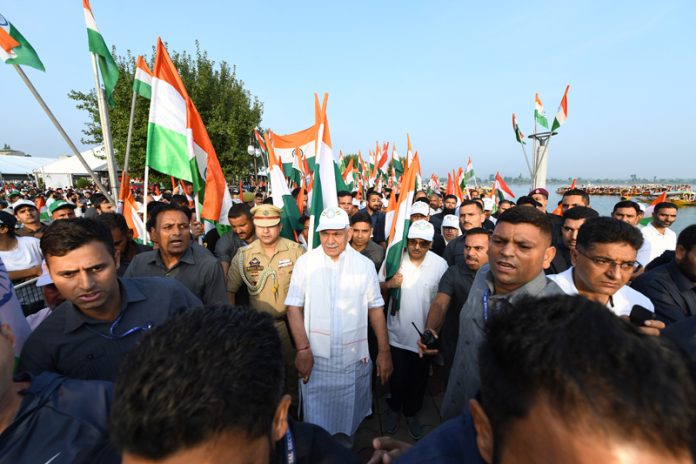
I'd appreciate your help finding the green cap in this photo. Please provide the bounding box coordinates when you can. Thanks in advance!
[48,200,77,214]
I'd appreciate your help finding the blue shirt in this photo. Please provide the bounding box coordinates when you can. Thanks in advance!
[19,277,201,381]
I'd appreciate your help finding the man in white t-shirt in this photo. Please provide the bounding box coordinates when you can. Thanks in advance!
[0,211,42,283]
[639,201,678,265]
[549,217,664,336]
[380,220,448,439]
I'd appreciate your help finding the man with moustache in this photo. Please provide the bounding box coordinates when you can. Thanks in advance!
[441,207,562,420]
[640,202,679,265]
[430,194,458,231]
[125,204,227,305]
[418,228,491,382]
[442,200,486,266]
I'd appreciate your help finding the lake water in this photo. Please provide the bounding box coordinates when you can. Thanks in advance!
[508,183,696,235]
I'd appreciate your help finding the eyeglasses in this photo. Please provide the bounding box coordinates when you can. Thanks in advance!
[576,248,641,272]
[407,239,431,249]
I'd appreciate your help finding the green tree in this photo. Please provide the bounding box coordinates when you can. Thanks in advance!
[68,41,263,181]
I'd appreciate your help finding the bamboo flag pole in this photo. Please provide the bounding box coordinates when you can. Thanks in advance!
[89,54,120,202]
[122,90,137,186]
[12,64,113,202]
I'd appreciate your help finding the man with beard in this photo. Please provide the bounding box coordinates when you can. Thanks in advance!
[430,194,457,231]
[441,207,562,420]
[349,212,385,272]
[640,202,678,266]
[215,204,257,278]
[546,206,598,275]
[429,193,443,215]
[362,190,386,247]
[418,228,490,382]
[442,200,485,266]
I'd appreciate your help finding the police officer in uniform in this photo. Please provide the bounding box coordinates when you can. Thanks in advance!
[227,204,305,408]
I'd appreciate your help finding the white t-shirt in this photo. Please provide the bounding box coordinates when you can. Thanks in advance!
[640,223,677,265]
[0,237,42,272]
[384,251,448,353]
[548,267,654,317]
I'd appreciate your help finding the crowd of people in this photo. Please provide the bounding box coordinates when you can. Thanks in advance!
[0,181,695,463]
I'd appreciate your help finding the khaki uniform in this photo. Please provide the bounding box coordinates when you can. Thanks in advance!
[227,237,305,405]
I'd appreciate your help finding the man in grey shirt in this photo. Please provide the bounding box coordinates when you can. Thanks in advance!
[125,204,227,305]
[441,207,563,420]
[19,218,201,381]
[350,212,385,272]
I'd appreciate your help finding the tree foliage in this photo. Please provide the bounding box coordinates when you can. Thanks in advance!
[68,42,263,180]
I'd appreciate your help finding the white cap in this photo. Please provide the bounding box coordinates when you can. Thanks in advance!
[316,206,350,231]
[442,214,459,229]
[408,220,435,241]
[13,199,37,212]
[410,201,430,217]
[482,197,495,211]
[36,261,53,287]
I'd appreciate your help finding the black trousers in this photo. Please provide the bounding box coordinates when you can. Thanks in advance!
[387,345,430,417]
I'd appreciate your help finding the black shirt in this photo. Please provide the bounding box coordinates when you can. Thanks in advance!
[442,234,467,267]
[631,261,696,324]
[19,277,202,381]
[547,243,572,275]
[437,263,477,369]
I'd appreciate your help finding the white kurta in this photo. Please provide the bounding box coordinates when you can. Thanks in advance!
[285,246,384,436]
[640,223,677,264]
[383,251,448,353]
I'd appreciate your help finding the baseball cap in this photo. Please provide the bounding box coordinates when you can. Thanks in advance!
[0,211,17,229]
[12,199,37,213]
[316,206,350,232]
[442,214,459,229]
[529,188,549,198]
[251,204,281,227]
[408,220,435,242]
[48,200,77,215]
[410,201,430,217]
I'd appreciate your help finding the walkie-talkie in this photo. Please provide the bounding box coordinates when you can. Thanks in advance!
[412,322,440,350]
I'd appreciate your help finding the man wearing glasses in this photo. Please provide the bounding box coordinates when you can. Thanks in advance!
[548,217,664,335]
[19,218,201,381]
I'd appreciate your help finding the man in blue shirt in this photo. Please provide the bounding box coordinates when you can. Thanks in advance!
[19,218,201,381]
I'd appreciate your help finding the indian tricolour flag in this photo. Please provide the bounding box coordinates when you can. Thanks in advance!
[639,191,668,226]
[494,172,516,202]
[133,55,152,99]
[269,126,318,179]
[118,173,146,240]
[0,13,44,71]
[551,85,570,131]
[83,0,119,106]
[465,157,475,184]
[379,157,417,312]
[342,157,355,189]
[147,38,232,225]
[512,113,526,144]
[534,93,549,129]
[307,93,347,249]
[265,132,304,241]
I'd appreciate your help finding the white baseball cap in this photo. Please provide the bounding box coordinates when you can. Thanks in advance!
[410,201,430,217]
[12,199,37,212]
[482,197,495,211]
[408,220,435,242]
[316,206,350,232]
[442,214,459,229]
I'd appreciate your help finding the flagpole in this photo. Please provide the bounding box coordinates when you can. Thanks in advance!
[123,90,138,182]
[143,164,150,243]
[89,54,120,202]
[519,143,534,178]
[12,64,114,203]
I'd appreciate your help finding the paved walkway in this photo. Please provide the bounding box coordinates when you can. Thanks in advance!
[353,365,449,462]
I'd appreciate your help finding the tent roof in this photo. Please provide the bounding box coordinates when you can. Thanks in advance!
[37,146,108,174]
[0,155,59,176]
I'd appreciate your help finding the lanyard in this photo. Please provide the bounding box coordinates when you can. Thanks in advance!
[85,311,153,340]
[285,428,296,464]
[482,288,491,321]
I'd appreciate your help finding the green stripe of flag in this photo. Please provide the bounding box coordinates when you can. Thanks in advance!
[146,123,197,182]
[87,28,119,106]
[4,24,44,71]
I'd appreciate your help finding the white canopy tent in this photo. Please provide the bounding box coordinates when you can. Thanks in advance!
[0,155,57,182]
[35,146,109,189]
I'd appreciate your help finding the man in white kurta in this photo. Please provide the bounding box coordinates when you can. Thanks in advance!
[285,206,392,442]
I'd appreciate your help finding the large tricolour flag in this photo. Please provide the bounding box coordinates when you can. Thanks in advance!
[379,157,417,312]
[133,55,152,99]
[0,13,44,71]
[494,172,516,202]
[307,93,346,249]
[265,132,304,240]
[551,85,570,131]
[83,0,119,106]
[269,125,318,179]
[147,38,232,225]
